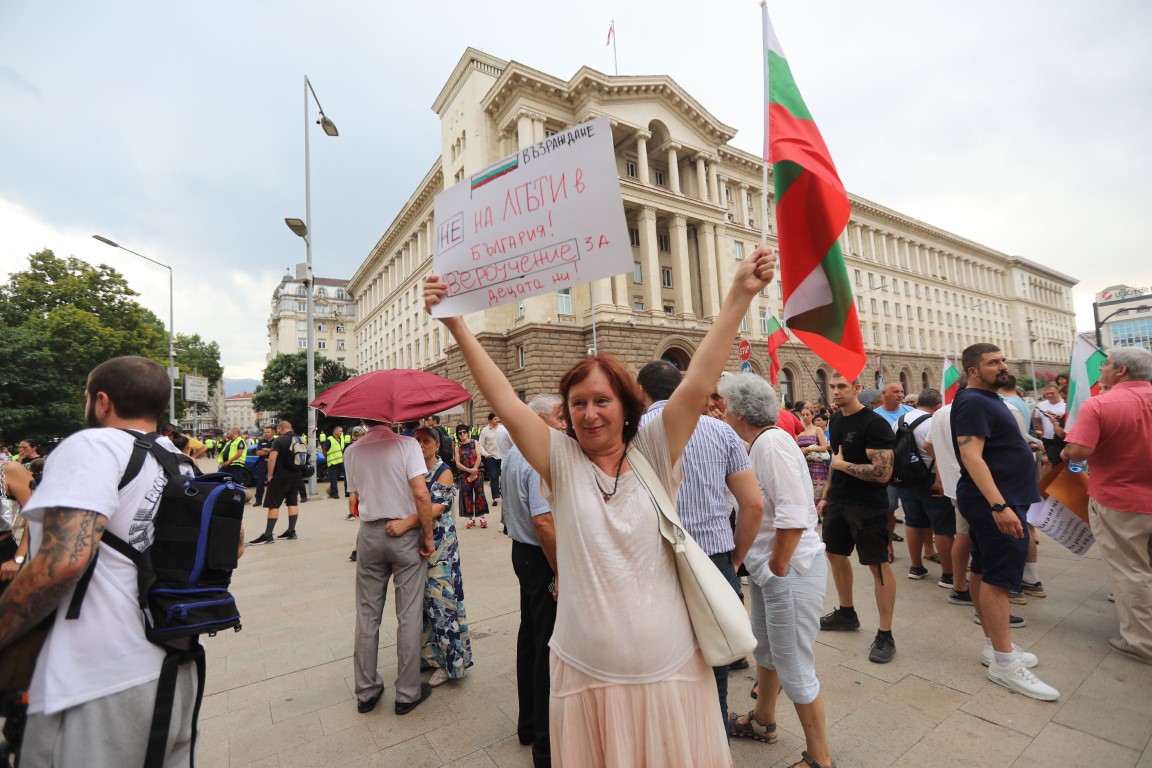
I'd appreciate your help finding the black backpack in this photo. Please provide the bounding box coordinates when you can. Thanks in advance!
[890,413,934,487]
[66,431,246,768]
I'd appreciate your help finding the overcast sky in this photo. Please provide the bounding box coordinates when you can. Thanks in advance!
[2,0,1149,379]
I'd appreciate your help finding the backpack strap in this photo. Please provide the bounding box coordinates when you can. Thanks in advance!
[143,641,206,768]
[66,431,195,620]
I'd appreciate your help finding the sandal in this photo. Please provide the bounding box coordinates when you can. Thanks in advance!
[466,519,475,529]
[480,517,488,529]
[728,711,777,743]
[751,682,759,699]
[794,750,836,768]
[925,553,941,564]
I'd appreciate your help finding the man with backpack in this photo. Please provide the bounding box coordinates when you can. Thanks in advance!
[249,421,304,545]
[891,389,955,588]
[0,356,200,766]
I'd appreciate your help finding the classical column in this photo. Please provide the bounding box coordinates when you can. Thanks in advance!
[666,143,681,194]
[670,215,692,316]
[638,207,661,312]
[636,131,651,185]
[708,159,720,205]
[698,222,722,318]
[516,111,534,149]
[695,154,708,201]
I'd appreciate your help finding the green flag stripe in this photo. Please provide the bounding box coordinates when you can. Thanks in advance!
[767,51,813,121]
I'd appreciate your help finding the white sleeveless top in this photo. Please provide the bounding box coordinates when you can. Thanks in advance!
[542,416,697,683]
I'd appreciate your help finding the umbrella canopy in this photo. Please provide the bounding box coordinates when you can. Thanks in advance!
[310,369,471,423]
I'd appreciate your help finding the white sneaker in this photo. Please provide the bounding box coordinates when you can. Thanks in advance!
[987,658,1059,701]
[981,643,1038,669]
[428,668,451,687]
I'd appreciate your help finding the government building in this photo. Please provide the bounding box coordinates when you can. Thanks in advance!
[348,48,1077,419]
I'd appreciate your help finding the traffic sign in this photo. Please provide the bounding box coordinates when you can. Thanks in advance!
[740,361,753,373]
[738,339,751,361]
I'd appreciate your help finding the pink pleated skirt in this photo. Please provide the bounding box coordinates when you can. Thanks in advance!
[549,649,732,768]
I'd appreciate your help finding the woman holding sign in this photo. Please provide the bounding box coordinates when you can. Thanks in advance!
[424,245,774,766]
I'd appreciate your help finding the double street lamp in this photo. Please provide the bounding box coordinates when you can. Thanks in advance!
[92,234,178,424]
[285,75,338,497]
[1093,303,1151,348]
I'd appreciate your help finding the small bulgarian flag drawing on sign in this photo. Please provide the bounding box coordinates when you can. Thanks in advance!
[942,356,962,404]
[471,156,519,193]
[1065,336,1107,429]
[765,314,787,386]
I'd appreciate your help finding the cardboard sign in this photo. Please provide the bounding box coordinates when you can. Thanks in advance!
[431,116,631,316]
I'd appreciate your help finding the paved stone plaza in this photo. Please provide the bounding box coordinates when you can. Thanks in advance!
[196,487,1152,768]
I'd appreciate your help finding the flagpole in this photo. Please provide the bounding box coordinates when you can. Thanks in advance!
[759,1,770,249]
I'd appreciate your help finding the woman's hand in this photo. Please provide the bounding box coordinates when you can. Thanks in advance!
[732,246,777,297]
[0,559,18,582]
[424,274,448,314]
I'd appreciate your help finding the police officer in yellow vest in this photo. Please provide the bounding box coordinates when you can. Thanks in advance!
[218,427,248,484]
[322,426,347,499]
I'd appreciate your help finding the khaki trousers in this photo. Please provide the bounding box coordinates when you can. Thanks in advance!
[1089,498,1152,659]
[353,521,425,704]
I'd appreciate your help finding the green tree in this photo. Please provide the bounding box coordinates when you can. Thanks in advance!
[0,249,185,440]
[252,352,357,433]
[174,333,224,421]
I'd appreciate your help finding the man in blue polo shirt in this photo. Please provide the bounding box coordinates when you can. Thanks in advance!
[951,343,1058,701]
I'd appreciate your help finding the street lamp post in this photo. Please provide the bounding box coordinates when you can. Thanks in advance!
[285,75,338,498]
[1026,317,1038,399]
[1094,304,1151,348]
[92,235,177,425]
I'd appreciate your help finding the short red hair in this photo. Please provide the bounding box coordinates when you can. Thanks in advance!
[558,354,645,445]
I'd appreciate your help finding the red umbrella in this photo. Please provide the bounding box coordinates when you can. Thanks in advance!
[310,369,471,423]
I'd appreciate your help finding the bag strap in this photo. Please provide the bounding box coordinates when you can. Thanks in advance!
[143,641,205,768]
[626,448,687,550]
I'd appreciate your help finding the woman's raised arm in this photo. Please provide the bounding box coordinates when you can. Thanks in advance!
[425,276,552,484]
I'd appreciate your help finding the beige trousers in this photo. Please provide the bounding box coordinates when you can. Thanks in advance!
[1089,498,1152,659]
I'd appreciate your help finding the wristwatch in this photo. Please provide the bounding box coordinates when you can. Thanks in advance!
[990,503,1009,513]
[13,555,25,565]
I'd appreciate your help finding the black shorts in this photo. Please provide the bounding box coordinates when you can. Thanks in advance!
[265,475,300,510]
[822,500,890,566]
[956,495,1028,590]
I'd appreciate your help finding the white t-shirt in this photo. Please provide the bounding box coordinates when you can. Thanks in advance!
[22,428,188,716]
[542,416,697,684]
[1033,400,1066,439]
[743,428,825,587]
[926,405,961,498]
[344,426,426,521]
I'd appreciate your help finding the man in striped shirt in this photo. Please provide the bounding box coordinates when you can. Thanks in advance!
[637,360,764,734]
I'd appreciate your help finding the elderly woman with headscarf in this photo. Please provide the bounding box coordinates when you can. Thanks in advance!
[720,372,835,768]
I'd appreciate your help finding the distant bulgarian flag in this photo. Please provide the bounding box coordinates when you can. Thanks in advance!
[942,356,962,404]
[765,314,787,386]
[1065,336,1107,429]
[762,4,866,381]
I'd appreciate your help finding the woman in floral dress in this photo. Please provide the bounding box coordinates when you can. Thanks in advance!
[454,423,489,528]
[414,426,473,686]
[796,407,831,503]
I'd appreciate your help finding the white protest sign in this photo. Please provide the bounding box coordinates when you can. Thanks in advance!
[1026,496,1095,556]
[431,116,631,316]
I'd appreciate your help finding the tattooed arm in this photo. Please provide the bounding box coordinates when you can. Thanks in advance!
[830,447,893,483]
[0,507,107,649]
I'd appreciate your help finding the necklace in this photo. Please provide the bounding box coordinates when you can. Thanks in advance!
[593,450,629,502]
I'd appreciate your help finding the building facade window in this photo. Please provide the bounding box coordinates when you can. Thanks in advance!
[557,288,573,315]
[626,160,638,178]
[734,241,745,260]
[633,299,645,311]
[297,338,308,349]
[655,169,666,186]
[629,227,640,247]
[634,262,643,282]
[657,233,670,252]
[661,267,673,288]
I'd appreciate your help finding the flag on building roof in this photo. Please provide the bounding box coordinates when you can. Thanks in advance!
[942,356,962,404]
[762,4,866,381]
[606,21,614,46]
[765,314,787,386]
[1065,336,1107,429]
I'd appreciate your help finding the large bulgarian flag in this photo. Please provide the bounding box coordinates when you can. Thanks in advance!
[765,313,787,385]
[762,4,866,381]
[1065,335,1107,429]
[942,356,962,404]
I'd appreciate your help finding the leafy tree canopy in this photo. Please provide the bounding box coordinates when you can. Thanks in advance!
[0,249,221,443]
[252,352,356,434]
[173,333,224,421]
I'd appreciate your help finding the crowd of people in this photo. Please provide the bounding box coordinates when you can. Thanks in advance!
[1,240,1149,767]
